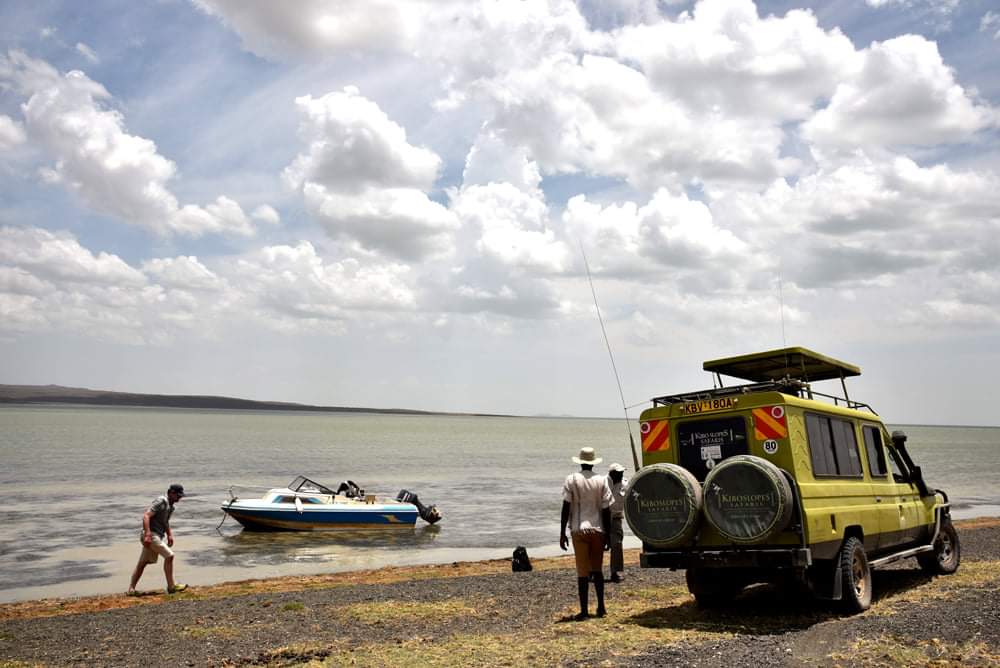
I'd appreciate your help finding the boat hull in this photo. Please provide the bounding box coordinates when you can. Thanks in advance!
[221,503,419,531]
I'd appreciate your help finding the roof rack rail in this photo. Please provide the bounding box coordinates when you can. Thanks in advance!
[651,378,877,414]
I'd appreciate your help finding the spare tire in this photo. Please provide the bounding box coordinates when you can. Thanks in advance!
[624,464,702,547]
[702,455,793,544]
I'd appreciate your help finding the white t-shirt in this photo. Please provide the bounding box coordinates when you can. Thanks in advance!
[563,470,612,533]
[609,478,628,518]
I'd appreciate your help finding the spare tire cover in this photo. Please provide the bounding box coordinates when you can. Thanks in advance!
[623,464,702,547]
[702,455,793,544]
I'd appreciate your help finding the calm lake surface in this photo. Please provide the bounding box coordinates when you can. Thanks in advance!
[1,405,998,602]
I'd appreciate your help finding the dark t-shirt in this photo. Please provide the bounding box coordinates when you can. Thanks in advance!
[146,495,174,537]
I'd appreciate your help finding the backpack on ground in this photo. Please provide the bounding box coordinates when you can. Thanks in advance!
[512,545,532,572]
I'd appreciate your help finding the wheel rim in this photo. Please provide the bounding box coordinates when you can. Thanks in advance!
[852,550,868,598]
[938,533,954,564]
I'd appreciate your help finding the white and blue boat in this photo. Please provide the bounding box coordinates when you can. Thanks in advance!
[221,476,441,531]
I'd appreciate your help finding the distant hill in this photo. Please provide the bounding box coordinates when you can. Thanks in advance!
[0,384,498,417]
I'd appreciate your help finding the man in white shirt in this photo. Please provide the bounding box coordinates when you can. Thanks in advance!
[560,447,612,620]
[607,463,628,583]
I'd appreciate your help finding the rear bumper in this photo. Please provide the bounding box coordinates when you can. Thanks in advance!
[641,547,812,569]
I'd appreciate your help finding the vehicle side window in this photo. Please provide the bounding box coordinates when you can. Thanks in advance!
[862,426,888,477]
[805,413,864,477]
[274,496,293,503]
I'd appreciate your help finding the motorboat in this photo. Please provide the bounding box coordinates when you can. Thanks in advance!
[221,475,441,531]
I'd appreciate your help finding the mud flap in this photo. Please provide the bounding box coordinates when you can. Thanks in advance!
[808,560,843,601]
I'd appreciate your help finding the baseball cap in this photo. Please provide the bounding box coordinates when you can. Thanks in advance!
[609,463,626,472]
[168,483,185,497]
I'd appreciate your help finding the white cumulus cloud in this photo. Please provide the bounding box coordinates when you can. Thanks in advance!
[0,51,256,238]
[802,35,996,148]
[286,87,457,260]
[0,114,27,150]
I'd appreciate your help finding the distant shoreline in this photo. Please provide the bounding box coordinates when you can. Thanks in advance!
[0,383,508,418]
[2,384,997,427]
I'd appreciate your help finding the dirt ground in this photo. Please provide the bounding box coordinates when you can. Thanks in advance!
[1,517,998,667]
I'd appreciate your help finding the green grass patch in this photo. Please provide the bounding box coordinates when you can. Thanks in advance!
[871,560,1000,614]
[182,624,241,640]
[340,599,487,625]
[282,601,306,612]
[835,635,1000,667]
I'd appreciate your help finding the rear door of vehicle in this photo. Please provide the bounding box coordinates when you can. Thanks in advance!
[676,414,749,481]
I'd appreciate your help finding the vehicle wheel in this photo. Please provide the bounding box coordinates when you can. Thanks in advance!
[686,567,745,608]
[702,455,794,544]
[838,537,872,613]
[624,464,702,547]
[917,520,961,575]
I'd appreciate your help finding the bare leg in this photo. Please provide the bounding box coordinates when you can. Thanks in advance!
[593,571,606,617]
[129,558,147,591]
[576,577,589,619]
[164,554,175,589]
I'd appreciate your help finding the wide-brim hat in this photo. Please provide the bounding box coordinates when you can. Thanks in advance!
[572,447,602,465]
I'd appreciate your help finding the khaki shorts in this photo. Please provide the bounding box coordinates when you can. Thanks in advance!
[139,534,174,564]
[571,531,605,577]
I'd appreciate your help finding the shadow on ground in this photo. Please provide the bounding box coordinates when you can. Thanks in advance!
[624,566,937,635]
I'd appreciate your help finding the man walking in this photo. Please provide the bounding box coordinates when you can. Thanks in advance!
[607,463,628,583]
[560,447,612,620]
[127,483,188,595]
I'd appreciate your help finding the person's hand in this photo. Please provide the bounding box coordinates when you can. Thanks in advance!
[167,535,174,548]
[559,532,568,551]
[142,532,152,546]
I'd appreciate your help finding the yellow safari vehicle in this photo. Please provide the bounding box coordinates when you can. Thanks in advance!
[624,347,959,612]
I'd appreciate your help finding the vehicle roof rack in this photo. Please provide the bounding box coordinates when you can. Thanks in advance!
[650,347,875,413]
[703,346,860,383]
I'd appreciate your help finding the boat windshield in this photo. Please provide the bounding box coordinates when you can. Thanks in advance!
[287,476,336,495]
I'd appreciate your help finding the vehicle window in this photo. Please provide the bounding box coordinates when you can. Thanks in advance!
[885,445,910,483]
[274,496,293,503]
[805,413,863,478]
[862,426,888,477]
[676,416,748,481]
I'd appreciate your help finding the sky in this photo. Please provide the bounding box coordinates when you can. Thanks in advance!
[1,0,999,425]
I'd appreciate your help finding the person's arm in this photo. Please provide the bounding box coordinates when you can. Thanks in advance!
[601,507,612,550]
[559,501,571,550]
[142,510,153,545]
[166,525,174,547]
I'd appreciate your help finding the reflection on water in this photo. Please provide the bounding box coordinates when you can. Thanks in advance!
[200,525,443,568]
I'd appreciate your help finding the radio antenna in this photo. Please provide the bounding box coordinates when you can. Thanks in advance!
[580,243,640,470]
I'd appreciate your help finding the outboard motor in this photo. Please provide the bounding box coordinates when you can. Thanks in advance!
[396,489,442,524]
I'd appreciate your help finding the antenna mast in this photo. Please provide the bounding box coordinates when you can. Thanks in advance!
[580,243,640,470]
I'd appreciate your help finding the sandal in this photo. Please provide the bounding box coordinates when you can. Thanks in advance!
[166,583,188,594]
[126,589,139,597]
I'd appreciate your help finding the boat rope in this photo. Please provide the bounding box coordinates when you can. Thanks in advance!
[215,500,233,531]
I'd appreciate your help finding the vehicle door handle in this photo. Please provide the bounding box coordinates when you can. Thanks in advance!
[875,497,882,502]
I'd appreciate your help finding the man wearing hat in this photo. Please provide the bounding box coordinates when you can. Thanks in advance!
[560,447,613,620]
[607,463,628,583]
[127,483,188,595]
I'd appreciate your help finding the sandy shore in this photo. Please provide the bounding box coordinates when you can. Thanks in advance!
[2,517,999,667]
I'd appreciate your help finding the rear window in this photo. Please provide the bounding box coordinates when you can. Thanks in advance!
[677,416,748,480]
[806,413,863,477]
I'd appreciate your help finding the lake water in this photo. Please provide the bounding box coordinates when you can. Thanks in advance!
[1,405,998,603]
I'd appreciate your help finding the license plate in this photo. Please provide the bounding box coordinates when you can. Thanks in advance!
[677,397,739,415]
